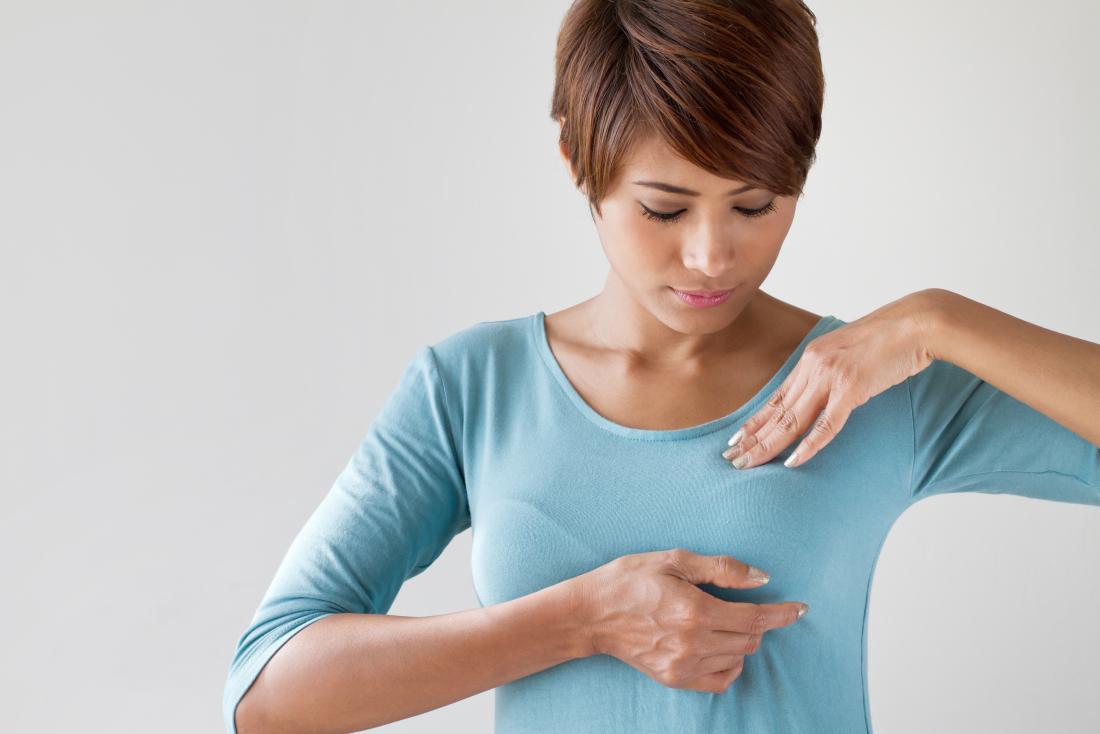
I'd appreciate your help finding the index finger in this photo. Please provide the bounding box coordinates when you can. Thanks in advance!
[703,599,809,635]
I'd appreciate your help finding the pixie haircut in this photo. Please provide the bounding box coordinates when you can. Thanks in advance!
[550,0,824,218]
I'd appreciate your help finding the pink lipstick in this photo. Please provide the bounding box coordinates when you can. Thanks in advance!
[671,287,734,308]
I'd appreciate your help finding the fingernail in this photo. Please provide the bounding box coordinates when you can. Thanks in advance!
[783,450,800,468]
[732,454,750,469]
[727,428,745,447]
[747,566,770,583]
[797,603,809,618]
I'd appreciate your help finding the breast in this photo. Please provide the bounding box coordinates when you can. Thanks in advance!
[467,403,911,613]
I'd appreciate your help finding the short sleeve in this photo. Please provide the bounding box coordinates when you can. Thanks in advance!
[907,358,1100,505]
[221,345,470,734]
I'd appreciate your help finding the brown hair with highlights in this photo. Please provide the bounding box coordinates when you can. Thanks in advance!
[550,0,825,217]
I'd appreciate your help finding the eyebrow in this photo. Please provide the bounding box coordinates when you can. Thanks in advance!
[631,180,757,196]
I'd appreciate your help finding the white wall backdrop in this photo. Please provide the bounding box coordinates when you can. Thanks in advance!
[2,1,1097,732]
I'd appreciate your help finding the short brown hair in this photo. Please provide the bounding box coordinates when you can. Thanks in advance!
[550,0,825,217]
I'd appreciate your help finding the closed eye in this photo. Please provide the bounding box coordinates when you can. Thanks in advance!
[639,200,777,224]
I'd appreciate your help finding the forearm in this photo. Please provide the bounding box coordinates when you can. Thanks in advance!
[921,288,1100,447]
[236,578,590,734]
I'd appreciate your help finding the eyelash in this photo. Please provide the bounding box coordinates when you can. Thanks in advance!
[639,200,777,224]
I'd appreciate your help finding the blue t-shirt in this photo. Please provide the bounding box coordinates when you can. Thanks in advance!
[223,311,1100,733]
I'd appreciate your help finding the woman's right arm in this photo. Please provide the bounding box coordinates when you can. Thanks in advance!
[236,577,588,734]
[238,548,806,733]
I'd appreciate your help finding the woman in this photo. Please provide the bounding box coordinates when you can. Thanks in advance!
[223,1,1100,732]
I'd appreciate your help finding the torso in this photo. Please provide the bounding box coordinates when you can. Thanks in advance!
[542,292,822,431]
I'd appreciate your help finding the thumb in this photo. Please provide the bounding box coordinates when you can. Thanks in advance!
[666,550,771,588]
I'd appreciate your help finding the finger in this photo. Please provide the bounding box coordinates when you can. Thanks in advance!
[725,369,804,450]
[782,392,854,468]
[694,653,745,677]
[706,600,809,634]
[664,549,773,588]
[683,658,745,693]
[699,629,762,657]
[730,378,825,469]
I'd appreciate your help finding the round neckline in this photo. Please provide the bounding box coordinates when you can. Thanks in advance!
[531,310,837,442]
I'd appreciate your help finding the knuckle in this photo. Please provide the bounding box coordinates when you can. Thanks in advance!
[605,554,628,573]
[730,658,746,680]
[665,547,690,566]
[745,633,762,655]
[711,554,736,578]
[668,631,693,657]
[658,663,687,688]
[766,388,785,408]
[812,412,834,436]
[716,662,744,693]
[775,406,799,433]
[751,434,770,456]
[810,345,839,368]
[749,610,769,635]
[802,344,828,367]
[660,550,685,574]
[655,667,678,687]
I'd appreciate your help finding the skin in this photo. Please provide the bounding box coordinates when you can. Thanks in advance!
[548,119,825,433]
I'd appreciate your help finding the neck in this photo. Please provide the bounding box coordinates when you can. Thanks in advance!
[584,271,768,369]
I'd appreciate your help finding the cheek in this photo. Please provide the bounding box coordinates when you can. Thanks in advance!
[734,237,786,288]
[617,238,673,281]
[735,213,794,268]
[602,216,673,275]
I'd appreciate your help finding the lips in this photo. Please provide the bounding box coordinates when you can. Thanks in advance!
[675,288,733,297]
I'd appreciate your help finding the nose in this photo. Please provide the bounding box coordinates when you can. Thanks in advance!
[680,223,734,278]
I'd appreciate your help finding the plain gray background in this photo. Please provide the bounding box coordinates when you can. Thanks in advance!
[2,1,1098,732]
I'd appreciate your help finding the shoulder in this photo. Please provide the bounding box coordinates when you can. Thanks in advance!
[756,298,841,362]
[423,312,538,390]
[751,292,838,340]
[429,312,533,362]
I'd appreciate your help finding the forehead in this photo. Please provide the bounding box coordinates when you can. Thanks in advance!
[620,133,750,189]
[623,134,690,171]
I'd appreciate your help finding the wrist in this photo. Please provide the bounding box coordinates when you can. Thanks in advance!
[561,577,599,660]
[912,287,960,362]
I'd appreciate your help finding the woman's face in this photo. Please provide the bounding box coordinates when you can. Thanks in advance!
[561,130,799,335]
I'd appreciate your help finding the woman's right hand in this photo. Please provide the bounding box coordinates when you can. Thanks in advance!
[569,548,808,693]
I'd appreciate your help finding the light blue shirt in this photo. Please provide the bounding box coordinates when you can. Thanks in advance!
[223,311,1100,733]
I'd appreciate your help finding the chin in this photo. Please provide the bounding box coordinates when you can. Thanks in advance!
[653,303,730,335]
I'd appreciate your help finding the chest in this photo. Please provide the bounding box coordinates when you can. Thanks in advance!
[464,400,911,612]
[550,353,786,432]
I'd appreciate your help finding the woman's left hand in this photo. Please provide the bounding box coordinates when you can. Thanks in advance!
[721,289,949,470]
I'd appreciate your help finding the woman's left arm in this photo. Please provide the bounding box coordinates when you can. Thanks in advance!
[922,288,1100,449]
[723,288,1100,470]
